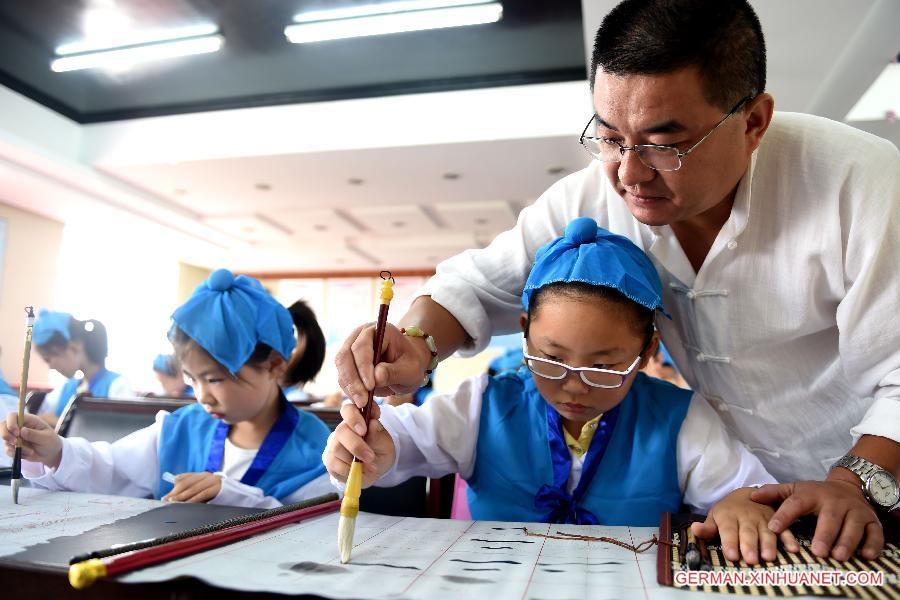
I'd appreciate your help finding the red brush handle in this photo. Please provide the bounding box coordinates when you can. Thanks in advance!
[104,499,340,577]
[360,302,390,425]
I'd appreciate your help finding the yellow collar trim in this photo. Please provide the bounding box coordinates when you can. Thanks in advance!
[563,414,603,456]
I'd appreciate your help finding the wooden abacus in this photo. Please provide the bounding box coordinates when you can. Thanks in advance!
[658,513,899,599]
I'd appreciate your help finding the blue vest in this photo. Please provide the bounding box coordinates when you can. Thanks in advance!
[156,401,329,501]
[466,370,691,526]
[55,369,122,416]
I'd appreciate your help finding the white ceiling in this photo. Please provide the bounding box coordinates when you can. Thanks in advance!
[0,0,897,274]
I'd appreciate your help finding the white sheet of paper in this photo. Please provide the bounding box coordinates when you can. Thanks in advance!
[0,486,160,558]
[122,512,736,599]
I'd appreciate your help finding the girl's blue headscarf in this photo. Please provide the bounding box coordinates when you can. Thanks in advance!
[522,217,668,317]
[153,354,177,376]
[33,309,74,347]
[170,269,296,374]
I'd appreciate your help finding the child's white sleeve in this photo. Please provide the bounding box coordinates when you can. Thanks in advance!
[376,374,489,486]
[107,376,135,399]
[40,385,63,415]
[677,393,776,512]
[212,472,337,509]
[23,410,166,498]
[0,394,16,467]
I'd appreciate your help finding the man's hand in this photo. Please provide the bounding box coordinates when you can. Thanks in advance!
[751,480,884,560]
[162,472,223,503]
[693,487,798,565]
[335,323,431,407]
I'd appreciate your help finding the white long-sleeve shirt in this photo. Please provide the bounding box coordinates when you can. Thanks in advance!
[22,411,336,509]
[0,393,17,467]
[420,112,900,483]
[372,374,774,512]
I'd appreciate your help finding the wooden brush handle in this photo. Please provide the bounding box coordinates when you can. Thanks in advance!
[361,302,391,424]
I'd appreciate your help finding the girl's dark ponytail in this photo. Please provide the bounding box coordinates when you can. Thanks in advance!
[283,300,326,386]
[74,319,109,366]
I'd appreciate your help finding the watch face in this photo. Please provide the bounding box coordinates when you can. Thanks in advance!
[866,471,900,507]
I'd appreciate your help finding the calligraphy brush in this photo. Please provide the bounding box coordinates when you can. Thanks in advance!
[11,306,35,504]
[69,493,340,589]
[338,272,394,564]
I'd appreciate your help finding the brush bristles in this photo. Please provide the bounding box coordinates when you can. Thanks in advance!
[11,478,19,504]
[336,460,363,562]
[338,514,356,564]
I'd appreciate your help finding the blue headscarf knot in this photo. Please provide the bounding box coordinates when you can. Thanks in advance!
[521,217,669,318]
[33,309,74,347]
[170,269,296,374]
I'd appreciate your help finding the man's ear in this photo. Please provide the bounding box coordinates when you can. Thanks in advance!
[742,92,774,155]
[638,332,660,370]
[519,312,528,332]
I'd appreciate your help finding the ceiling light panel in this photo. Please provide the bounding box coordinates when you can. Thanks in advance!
[202,214,292,242]
[56,23,219,55]
[51,35,223,73]
[293,0,495,22]
[352,205,438,232]
[268,207,364,237]
[284,2,502,44]
[432,200,516,231]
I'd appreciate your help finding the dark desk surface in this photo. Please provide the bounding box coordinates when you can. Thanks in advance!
[0,500,327,599]
[0,563,324,599]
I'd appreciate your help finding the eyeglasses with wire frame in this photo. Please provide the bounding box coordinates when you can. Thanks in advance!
[579,95,753,172]
[521,339,644,389]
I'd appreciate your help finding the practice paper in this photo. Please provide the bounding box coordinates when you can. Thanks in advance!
[122,512,721,599]
[0,486,159,558]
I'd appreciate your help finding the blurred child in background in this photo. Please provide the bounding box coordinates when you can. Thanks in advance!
[32,310,132,427]
[152,353,193,397]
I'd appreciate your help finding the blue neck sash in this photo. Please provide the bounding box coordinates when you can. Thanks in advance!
[203,393,298,487]
[534,402,621,524]
[56,368,118,416]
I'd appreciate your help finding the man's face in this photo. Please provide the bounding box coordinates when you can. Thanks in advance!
[592,67,755,228]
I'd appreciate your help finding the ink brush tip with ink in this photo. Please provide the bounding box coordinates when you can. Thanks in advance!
[338,272,394,564]
[11,306,35,504]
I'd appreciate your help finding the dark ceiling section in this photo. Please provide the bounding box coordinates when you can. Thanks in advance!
[0,0,585,123]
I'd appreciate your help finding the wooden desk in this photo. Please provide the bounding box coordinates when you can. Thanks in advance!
[0,488,303,599]
[0,562,323,599]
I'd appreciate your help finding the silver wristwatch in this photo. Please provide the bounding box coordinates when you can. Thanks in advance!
[831,455,900,512]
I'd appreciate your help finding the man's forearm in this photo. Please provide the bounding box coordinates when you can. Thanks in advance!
[399,296,470,361]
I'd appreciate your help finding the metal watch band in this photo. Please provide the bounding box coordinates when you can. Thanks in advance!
[832,455,882,481]
[832,454,900,511]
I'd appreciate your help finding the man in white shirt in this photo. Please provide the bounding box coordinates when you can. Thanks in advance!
[336,0,899,561]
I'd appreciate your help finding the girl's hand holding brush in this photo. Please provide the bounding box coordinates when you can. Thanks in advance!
[2,412,63,469]
[324,400,395,488]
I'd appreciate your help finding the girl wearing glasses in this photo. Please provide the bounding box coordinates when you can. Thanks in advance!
[324,217,785,564]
